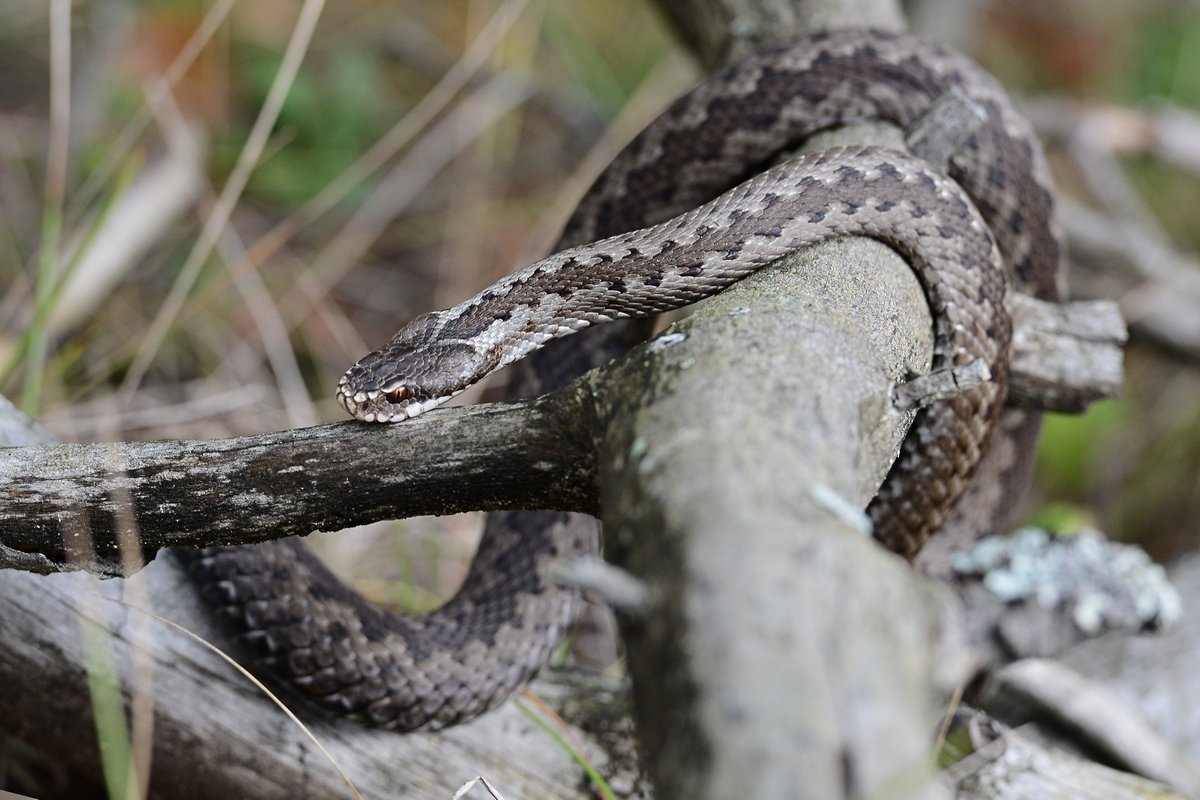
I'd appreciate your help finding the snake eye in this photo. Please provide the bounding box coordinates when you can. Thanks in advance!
[385,386,408,403]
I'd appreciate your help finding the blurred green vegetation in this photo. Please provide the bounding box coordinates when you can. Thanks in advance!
[1126,10,1200,248]
[1131,9,1200,108]
[232,46,387,206]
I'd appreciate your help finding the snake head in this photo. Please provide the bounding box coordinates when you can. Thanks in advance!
[336,312,495,423]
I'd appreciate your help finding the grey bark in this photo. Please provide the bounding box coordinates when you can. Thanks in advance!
[0,396,594,577]
[948,552,1200,798]
[597,4,944,797]
[978,660,1200,794]
[0,559,613,800]
[942,549,1200,799]
[943,711,1189,800]
[1061,552,1200,765]
[596,233,966,799]
[3,229,978,798]
[1006,295,1125,413]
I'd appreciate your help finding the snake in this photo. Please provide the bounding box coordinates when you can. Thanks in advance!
[182,28,1063,732]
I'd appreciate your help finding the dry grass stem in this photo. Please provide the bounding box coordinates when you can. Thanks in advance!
[120,0,328,399]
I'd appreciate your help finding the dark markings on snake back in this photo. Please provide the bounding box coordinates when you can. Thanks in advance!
[899,54,927,75]
[707,82,794,131]
[987,163,1006,190]
[877,162,902,180]
[949,194,972,218]
[836,164,862,182]
[811,48,835,68]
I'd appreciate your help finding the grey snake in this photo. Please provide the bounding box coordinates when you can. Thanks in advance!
[183,28,1063,732]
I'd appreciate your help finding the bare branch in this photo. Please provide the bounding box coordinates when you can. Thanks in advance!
[0,397,595,576]
[0,557,614,799]
[1060,200,1200,360]
[595,229,968,799]
[1007,295,1126,412]
[906,88,989,169]
[1027,98,1200,178]
[978,660,1200,794]
[944,711,1189,799]
[893,359,991,413]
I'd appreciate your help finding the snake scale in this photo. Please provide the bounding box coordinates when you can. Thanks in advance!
[183,28,1062,731]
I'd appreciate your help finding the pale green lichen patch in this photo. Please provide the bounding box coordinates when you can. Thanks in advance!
[955,527,1181,633]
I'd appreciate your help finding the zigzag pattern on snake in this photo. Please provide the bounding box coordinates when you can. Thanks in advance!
[182,28,1063,731]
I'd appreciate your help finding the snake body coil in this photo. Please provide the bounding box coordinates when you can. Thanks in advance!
[185,28,1062,731]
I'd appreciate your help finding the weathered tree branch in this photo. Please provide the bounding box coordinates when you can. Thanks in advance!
[938,552,1200,798]
[1007,294,1125,412]
[0,396,594,576]
[942,710,1189,799]
[2,572,612,798]
[597,229,968,799]
[0,293,1122,579]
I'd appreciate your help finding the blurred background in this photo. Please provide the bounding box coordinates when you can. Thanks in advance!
[0,0,1199,765]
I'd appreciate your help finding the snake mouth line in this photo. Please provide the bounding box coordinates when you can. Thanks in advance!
[335,386,456,423]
